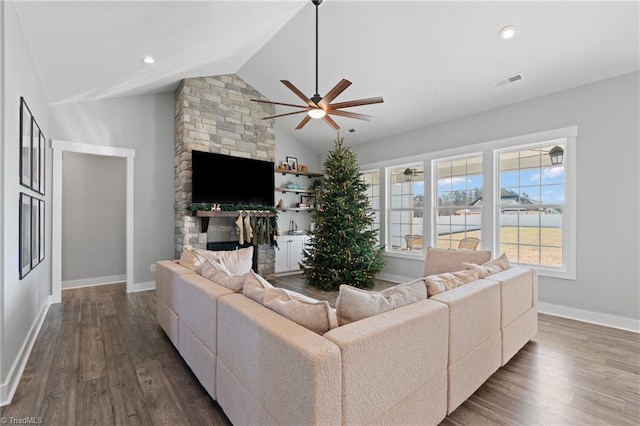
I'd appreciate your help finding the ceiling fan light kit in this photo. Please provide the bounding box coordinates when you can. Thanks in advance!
[251,0,383,130]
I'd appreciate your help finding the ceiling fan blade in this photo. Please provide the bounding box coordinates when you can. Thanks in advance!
[295,115,312,130]
[327,96,384,110]
[281,80,317,107]
[327,109,373,121]
[263,110,310,120]
[322,115,340,130]
[317,79,352,109]
[251,99,310,109]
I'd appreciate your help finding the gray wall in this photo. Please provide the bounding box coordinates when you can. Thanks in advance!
[49,92,175,286]
[1,1,52,403]
[353,72,640,322]
[61,152,126,285]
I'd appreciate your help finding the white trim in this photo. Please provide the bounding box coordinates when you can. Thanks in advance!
[51,140,135,301]
[129,281,156,293]
[376,272,412,284]
[0,297,51,407]
[539,302,640,333]
[62,274,126,289]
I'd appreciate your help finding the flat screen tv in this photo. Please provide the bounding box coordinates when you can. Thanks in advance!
[191,151,274,206]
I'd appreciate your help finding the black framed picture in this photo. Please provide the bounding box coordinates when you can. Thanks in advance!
[39,199,45,262]
[19,193,31,279]
[38,130,46,194]
[32,119,41,193]
[285,156,298,171]
[31,197,39,268]
[19,98,32,189]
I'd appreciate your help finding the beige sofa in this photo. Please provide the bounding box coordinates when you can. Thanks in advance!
[156,255,537,425]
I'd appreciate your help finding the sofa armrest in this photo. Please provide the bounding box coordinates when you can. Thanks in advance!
[156,260,195,311]
[217,294,342,426]
[324,299,449,425]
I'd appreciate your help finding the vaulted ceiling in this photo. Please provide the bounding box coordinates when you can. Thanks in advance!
[14,1,640,152]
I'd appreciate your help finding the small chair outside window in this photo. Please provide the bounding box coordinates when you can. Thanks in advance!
[405,234,424,251]
[458,237,480,250]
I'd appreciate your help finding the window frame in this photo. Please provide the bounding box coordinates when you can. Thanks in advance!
[361,168,382,240]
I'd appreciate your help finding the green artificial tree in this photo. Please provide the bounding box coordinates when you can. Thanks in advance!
[301,137,384,290]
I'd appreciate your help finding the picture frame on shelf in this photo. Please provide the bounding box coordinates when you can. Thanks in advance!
[20,98,32,189]
[19,192,31,279]
[301,195,316,209]
[285,156,298,171]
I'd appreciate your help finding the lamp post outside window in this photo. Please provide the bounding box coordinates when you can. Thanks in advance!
[549,146,564,165]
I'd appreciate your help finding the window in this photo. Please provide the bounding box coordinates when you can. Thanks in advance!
[388,164,424,253]
[435,155,483,249]
[497,142,566,268]
[361,170,381,236]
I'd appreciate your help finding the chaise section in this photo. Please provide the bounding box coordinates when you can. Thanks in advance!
[176,273,234,399]
[156,260,196,346]
[431,279,501,414]
[487,267,538,364]
[324,299,449,426]
[217,294,342,426]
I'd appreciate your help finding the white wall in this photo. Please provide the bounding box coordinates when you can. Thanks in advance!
[49,93,175,288]
[61,152,126,287]
[1,1,52,404]
[353,72,640,325]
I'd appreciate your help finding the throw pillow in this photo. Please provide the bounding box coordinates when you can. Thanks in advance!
[178,247,205,274]
[242,270,274,304]
[463,253,511,279]
[423,246,491,277]
[336,279,428,326]
[194,246,254,276]
[262,288,338,335]
[425,269,479,297]
[201,259,246,292]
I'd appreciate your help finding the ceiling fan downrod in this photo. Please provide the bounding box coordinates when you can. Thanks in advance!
[311,0,323,105]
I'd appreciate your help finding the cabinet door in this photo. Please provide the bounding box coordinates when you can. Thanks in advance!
[275,239,291,273]
[289,236,308,270]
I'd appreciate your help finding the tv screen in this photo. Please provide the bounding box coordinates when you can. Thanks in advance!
[192,151,274,206]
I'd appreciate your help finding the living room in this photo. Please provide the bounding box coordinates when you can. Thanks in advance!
[1,1,638,424]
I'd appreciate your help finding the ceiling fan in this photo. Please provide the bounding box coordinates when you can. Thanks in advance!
[251,0,383,130]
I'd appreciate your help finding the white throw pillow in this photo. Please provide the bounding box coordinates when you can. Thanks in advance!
[336,279,428,326]
[195,246,254,276]
[262,288,338,335]
[425,269,479,297]
[463,253,511,279]
[242,270,274,304]
[178,247,205,274]
[201,259,246,292]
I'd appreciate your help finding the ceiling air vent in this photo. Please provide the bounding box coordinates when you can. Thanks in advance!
[494,72,523,87]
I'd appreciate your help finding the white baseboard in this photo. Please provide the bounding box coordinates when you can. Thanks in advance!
[538,302,639,333]
[1,296,51,406]
[376,272,411,283]
[129,281,155,293]
[62,274,126,289]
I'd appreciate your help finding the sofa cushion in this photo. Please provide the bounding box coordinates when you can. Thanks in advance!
[423,246,491,277]
[425,269,479,297]
[178,247,205,274]
[263,288,338,334]
[201,259,246,292]
[195,246,254,276]
[463,253,511,279]
[336,279,427,326]
[242,270,274,303]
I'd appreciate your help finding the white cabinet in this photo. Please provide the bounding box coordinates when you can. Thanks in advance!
[275,234,309,274]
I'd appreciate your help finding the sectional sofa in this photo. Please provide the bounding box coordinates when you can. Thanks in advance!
[155,247,537,425]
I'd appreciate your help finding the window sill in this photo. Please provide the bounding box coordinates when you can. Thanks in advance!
[383,250,425,261]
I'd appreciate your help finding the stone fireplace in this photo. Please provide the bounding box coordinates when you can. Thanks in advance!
[174,74,276,277]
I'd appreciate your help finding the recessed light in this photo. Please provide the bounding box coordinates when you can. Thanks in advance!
[499,25,517,40]
[141,56,155,64]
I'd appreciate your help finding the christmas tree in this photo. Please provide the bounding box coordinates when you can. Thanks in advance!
[301,137,384,290]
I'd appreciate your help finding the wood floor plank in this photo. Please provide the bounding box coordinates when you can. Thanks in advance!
[3,280,639,426]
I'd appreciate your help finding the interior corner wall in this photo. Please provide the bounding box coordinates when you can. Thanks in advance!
[48,92,175,287]
[353,72,640,323]
[61,153,126,287]
[1,1,52,405]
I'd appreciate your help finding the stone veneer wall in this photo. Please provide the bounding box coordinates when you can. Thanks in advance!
[174,74,276,276]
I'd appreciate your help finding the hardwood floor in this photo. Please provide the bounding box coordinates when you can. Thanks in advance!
[2,278,639,425]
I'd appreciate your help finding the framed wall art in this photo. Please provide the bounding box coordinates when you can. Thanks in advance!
[39,199,45,262]
[31,120,41,193]
[20,97,32,189]
[38,130,46,194]
[19,193,31,279]
[31,197,39,268]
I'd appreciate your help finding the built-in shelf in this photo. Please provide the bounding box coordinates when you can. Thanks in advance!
[196,210,276,231]
[276,207,314,212]
[275,187,316,194]
[275,168,323,178]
